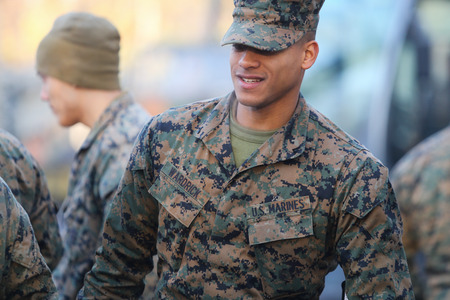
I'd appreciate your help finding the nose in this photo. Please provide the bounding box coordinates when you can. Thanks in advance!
[40,86,49,101]
[239,49,260,69]
[39,80,50,101]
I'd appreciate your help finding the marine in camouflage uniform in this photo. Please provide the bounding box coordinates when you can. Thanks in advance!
[0,177,57,299]
[53,92,150,298]
[80,1,413,299]
[391,125,450,300]
[35,12,152,299]
[0,129,62,270]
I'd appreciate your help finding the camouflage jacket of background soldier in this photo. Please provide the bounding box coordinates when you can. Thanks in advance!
[80,92,414,299]
[0,177,57,299]
[0,128,62,270]
[391,125,450,300]
[53,92,150,299]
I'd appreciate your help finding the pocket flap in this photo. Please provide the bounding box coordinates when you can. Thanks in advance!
[149,162,209,227]
[247,197,313,245]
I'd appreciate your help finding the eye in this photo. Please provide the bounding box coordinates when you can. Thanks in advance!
[232,44,247,52]
[254,48,276,56]
[232,44,278,56]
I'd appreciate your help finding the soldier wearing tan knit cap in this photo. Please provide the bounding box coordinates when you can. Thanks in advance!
[36,11,122,127]
[36,11,152,299]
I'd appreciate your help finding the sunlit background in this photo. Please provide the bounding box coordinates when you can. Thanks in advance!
[0,0,449,298]
[0,0,235,202]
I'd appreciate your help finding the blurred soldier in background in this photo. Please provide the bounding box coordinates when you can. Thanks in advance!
[79,0,413,298]
[0,128,62,270]
[0,176,57,299]
[36,11,151,299]
[391,125,450,300]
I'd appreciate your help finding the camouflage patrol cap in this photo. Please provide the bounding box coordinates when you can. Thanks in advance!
[221,0,325,52]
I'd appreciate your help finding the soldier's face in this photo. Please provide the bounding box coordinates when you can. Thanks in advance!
[229,41,305,113]
[39,75,81,127]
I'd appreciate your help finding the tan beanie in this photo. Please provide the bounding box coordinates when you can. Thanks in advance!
[36,12,121,90]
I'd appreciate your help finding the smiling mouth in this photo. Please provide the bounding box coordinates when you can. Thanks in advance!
[241,78,262,83]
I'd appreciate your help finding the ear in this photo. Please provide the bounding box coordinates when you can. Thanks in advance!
[301,40,319,70]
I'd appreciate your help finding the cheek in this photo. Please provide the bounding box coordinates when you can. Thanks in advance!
[46,84,58,100]
[229,51,241,69]
[282,59,303,78]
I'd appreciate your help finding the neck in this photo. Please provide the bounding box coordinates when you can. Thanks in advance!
[235,95,299,131]
[78,89,123,128]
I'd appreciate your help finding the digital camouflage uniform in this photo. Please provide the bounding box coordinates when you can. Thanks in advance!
[391,126,450,300]
[80,93,414,299]
[53,92,150,299]
[0,177,57,299]
[0,129,62,270]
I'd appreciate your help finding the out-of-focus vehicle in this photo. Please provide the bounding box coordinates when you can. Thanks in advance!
[385,0,450,167]
[304,0,450,169]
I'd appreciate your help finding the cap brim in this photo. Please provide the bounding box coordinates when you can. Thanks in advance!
[221,21,305,52]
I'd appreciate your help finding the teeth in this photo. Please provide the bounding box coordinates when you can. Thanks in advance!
[242,78,261,83]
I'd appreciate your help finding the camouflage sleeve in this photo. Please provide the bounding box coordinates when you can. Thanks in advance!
[79,124,158,299]
[0,179,58,300]
[0,131,62,270]
[391,151,450,300]
[53,147,134,299]
[26,160,63,271]
[97,149,133,236]
[52,173,119,299]
[335,151,414,299]
[390,163,424,299]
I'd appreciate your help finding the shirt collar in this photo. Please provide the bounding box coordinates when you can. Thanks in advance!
[195,92,310,172]
[79,91,132,151]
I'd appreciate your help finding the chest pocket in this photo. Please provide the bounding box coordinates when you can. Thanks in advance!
[247,196,317,298]
[247,196,314,245]
[148,162,209,227]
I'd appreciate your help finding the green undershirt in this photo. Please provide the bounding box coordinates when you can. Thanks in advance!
[229,110,276,167]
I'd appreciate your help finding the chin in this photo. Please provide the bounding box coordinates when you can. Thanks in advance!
[236,97,268,110]
[235,92,259,107]
[58,120,75,127]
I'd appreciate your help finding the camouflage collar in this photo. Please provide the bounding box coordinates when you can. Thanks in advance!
[79,91,132,151]
[195,92,310,172]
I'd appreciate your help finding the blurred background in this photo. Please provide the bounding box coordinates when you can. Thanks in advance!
[0,0,449,298]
